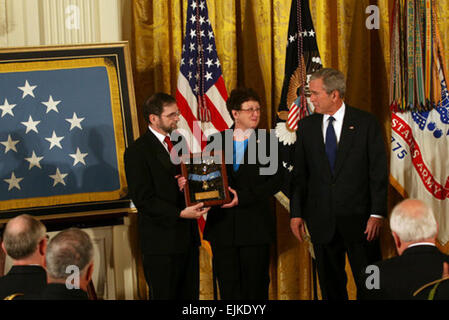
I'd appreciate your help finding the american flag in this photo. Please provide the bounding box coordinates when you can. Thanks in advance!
[175,0,233,233]
[175,0,233,154]
[0,61,124,211]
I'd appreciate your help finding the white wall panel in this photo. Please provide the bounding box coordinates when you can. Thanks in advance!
[1,0,131,47]
[0,0,7,47]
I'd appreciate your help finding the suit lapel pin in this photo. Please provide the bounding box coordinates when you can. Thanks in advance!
[349,126,355,130]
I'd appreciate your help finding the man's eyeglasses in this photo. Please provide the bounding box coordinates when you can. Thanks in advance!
[239,108,261,114]
[161,111,181,119]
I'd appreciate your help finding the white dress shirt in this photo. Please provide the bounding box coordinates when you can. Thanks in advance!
[407,242,436,249]
[322,103,346,144]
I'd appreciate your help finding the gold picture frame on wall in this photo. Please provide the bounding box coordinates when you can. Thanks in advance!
[0,42,139,222]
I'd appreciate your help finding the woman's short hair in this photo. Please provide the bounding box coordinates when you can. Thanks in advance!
[226,88,261,118]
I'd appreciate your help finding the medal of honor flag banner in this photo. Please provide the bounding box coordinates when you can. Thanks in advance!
[0,51,131,212]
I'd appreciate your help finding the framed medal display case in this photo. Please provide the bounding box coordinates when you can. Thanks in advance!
[180,151,231,207]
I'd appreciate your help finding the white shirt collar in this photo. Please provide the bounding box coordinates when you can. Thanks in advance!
[323,102,346,123]
[322,103,346,143]
[148,124,170,152]
[407,242,436,248]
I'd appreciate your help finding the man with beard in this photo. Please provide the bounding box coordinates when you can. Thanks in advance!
[124,92,210,299]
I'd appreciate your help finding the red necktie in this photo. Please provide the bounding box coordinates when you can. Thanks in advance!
[164,136,173,152]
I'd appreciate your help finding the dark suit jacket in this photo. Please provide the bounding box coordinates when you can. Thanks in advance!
[203,129,282,247]
[0,265,47,299]
[124,129,200,255]
[39,283,89,300]
[290,106,388,244]
[360,245,449,300]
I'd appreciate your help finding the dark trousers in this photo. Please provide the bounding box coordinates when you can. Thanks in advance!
[212,245,270,300]
[142,246,199,300]
[313,231,381,300]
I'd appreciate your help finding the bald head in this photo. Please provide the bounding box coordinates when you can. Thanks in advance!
[390,199,437,243]
[3,214,46,260]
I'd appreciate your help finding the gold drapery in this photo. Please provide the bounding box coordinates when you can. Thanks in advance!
[131,0,449,300]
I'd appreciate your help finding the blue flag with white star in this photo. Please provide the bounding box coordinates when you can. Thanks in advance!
[0,58,127,211]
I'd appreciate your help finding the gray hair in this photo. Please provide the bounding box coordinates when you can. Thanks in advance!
[46,228,93,279]
[3,214,46,260]
[310,68,346,98]
[390,199,437,242]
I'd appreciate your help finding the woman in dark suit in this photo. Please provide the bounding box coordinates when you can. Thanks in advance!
[203,88,282,300]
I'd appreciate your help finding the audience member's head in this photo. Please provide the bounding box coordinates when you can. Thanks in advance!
[46,228,94,292]
[1,214,47,266]
[390,199,438,255]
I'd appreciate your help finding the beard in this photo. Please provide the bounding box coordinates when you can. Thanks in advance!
[160,121,177,134]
